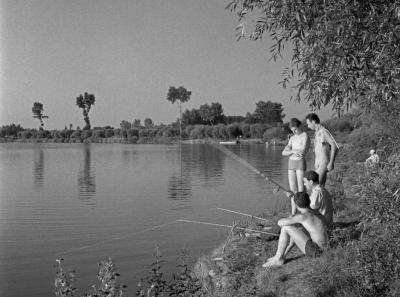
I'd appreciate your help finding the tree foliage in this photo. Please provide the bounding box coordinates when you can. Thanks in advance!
[182,109,204,126]
[120,120,131,130]
[133,119,142,128]
[253,100,284,123]
[228,0,400,113]
[32,102,48,129]
[166,86,192,105]
[76,92,95,130]
[0,123,24,137]
[199,102,225,125]
[144,118,154,128]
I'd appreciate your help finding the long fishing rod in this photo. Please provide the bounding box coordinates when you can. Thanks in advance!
[208,140,292,194]
[176,219,279,236]
[216,207,273,223]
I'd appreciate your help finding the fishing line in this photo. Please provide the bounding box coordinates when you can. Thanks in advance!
[55,220,179,257]
[176,219,279,236]
[55,207,216,257]
[208,140,292,194]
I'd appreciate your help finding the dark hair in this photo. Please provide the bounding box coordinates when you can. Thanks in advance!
[304,171,319,183]
[305,113,320,124]
[289,118,302,128]
[294,192,311,208]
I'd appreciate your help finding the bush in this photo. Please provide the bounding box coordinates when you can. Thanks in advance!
[113,129,121,137]
[249,124,266,138]
[81,130,92,139]
[239,124,251,138]
[189,126,206,139]
[20,130,33,139]
[127,128,139,138]
[37,129,51,139]
[127,135,138,144]
[70,130,82,139]
[262,127,288,142]
[211,125,221,139]
[148,127,159,138]
[218,124,229,140]
[105,129,114,138]
[227,124,241,139]
[93,129,105,138]
[139,129,149,138]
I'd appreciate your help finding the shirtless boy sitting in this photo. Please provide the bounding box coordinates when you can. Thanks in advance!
[306,113,339,186]
[262,192,329,267]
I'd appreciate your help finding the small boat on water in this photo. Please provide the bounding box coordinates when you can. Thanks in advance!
[219,140,240,145]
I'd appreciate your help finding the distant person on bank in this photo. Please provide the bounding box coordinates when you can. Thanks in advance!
[282,118,310,215]
[305,113,339,186]
[262,192,329,268]
[303,170,333,227]
[365,149,379,168]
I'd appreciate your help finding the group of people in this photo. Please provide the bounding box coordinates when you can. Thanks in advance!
[263,113,338,268]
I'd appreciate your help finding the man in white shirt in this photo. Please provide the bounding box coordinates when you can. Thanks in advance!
[303,170,333,227]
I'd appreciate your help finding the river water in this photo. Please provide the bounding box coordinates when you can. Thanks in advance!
[0,142,303,296]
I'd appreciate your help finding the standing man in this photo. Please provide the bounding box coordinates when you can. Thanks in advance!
[305,113,339,186]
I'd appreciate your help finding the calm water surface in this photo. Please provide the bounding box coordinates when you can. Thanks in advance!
[0,143,302,296]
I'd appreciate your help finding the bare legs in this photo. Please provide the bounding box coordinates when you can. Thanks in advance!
[315,162,328,186]
[262,226,309,268]
[288,170,305,215]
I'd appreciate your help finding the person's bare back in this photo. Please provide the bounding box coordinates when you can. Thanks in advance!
[262,192,329,268]
[297,209,328,248]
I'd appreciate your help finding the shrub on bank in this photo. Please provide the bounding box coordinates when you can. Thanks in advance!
[226,123,241,139]
[262,126,288,142]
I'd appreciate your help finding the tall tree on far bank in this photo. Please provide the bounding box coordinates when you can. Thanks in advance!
[166,86,192,136]
[76,92,95,130]
[32,102,48,129]
[228,0,400,114]
[253,101,284,124]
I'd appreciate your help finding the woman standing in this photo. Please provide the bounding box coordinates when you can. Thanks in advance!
[282,118,310,215]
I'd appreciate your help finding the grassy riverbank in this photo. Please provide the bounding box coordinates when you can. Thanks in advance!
[191,124,400,296]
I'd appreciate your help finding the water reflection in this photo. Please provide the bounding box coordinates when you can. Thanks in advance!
[77,145,96,200]
[168,173,192,210]
[167,144,225,209]
[185,145,225,186]
[121,147,138,165]
[33,149,44,188]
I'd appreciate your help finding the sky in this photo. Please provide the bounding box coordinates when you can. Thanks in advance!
[0,0,332,130]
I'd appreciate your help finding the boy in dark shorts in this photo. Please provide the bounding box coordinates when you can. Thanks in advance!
[262,192,328,267]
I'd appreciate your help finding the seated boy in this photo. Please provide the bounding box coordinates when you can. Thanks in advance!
[303,170,333,226]
[263,192,328,267]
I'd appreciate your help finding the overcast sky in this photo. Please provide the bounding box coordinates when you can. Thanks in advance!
[0,0,332,130]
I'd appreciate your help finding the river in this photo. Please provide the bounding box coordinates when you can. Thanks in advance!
[0,142,305,296]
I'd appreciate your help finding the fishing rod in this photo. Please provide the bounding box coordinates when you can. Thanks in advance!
[176,219,279,236]
[216,207,273,223]
[208,140,292,195]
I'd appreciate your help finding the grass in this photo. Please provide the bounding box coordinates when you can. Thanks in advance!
[192,137,400,297]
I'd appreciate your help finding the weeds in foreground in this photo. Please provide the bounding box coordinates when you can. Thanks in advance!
[55,247,207,297]
[55,258,76,297]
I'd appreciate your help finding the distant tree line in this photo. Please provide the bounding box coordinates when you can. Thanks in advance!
[2,86,291,143]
